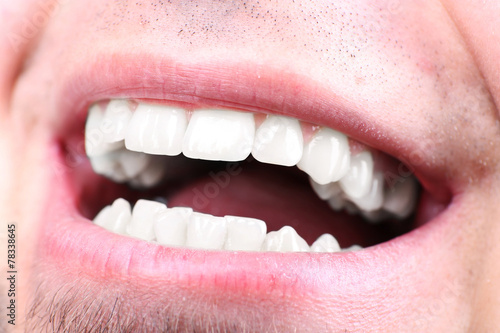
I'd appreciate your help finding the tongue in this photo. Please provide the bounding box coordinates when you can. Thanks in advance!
[167,161,389,247]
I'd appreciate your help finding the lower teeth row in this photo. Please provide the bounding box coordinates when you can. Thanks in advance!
[93,198,362,253]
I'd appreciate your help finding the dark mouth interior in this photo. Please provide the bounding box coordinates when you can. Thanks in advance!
[72,146,420,248]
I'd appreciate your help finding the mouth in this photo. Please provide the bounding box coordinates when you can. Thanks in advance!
[38,55,456,330]
[83,97,418,251]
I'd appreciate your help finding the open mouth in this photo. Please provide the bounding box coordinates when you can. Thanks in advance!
[36,57,457,331]
[82,98,421,251]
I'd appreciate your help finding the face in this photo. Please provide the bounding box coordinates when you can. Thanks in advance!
[1,0,500,331]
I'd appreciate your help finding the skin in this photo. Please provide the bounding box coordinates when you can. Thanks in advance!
[1,0,500,331]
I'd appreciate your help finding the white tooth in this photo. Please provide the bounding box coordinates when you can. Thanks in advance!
[309,178,342,200]
[126,199,167,241]
[297,128,350,185]
[128,156,165,188]
[327,195,346,211]
[183,110,255,161]
[93,198,132,235]
[346,172,384,211]
[89,150,129,182]
[125,103,187,155]
[310,234,341,253]
[102,100,133,143]
[261,226,310,252]
[93,205,112,228]
[85,104,123,157]
[339,151,374,199]
[224,216,267,251]
[186,212,227,249]
[118,149,151,178]
[252,116,303,166]
[383,177,418,219]
[342,244,363,252]
[154,207,193,246]
[106,198,132,234]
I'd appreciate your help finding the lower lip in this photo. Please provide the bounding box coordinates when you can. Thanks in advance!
[38,140,456,327]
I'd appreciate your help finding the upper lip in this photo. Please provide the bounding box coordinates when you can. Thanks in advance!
[41,52,457,329]
[55,53,453,201]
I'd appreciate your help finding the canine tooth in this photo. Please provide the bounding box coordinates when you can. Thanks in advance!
[383,177,418,218]
[346,172,384,211]
[154,207,193,246]
[102,100,133,143]
[309,178,342,200]
[127,199,167,241]
[252,116,303,166]
[183,110,255,161]
[224,216,267,251]
[186,212,227,249]
[339,151,374,199]
[310,234,341,253]
[297,128,350,185]
[85,104,123,157]
[261,226,310,252]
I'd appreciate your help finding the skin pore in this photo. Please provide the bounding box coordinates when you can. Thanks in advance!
[1,0,500,332]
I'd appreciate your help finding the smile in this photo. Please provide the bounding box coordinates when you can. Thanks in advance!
[36,55,459,331]
[85,97,418,252]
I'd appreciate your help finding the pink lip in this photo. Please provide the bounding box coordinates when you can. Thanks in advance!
[40,54,459,328]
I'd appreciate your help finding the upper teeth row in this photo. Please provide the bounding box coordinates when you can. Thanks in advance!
[86,100,375,196]
[94,197,360,253]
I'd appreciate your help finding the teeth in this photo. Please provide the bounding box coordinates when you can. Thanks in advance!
[310,234,341,253]
[89,146,154,183]
[309,178,342,200]
[224,216,267,251]
[183,110,255,161]
[154,207,193,246]
[383,177,418,219]
[85,104,123,157]
[93,199,132,235]
[186,212,228,249]
[118,149,152,178]
[125,103,188,155]
[102,100,133,143]
[345,172,384,211]
[89,149,129,182]
[261,226,310,252]
[342,244,363,252]
[126,199,167,241]
[93,198,374,253]
[297,128,350,185]
[339,151,374,199]
[252,116,303,166]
